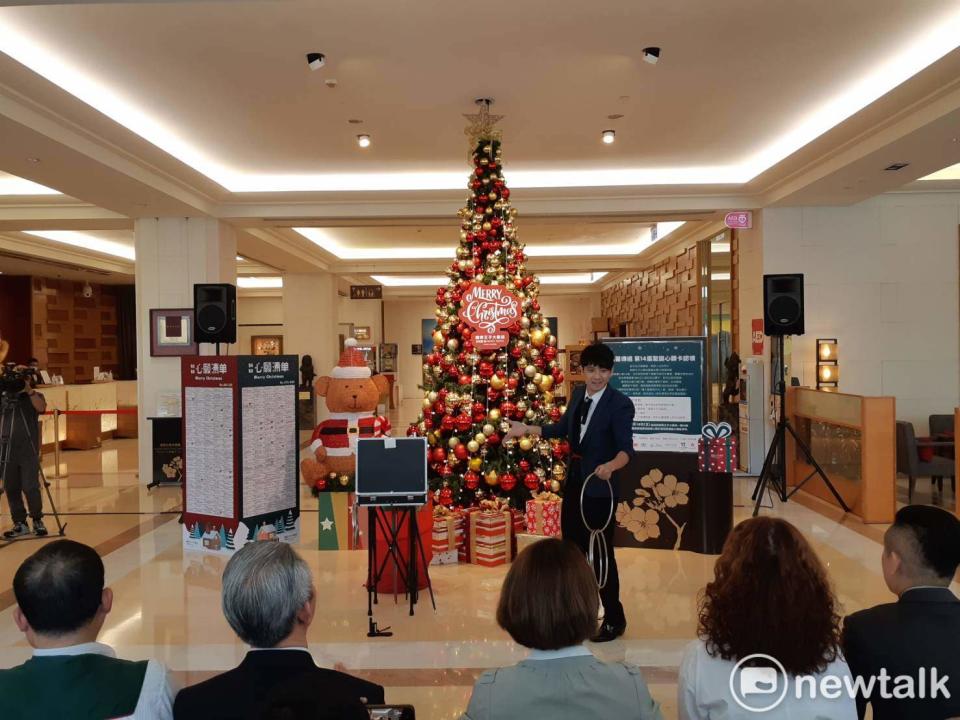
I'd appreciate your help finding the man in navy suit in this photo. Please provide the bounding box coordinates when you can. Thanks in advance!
[507,341,635,642]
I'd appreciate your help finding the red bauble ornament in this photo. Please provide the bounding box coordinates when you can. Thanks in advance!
[507,376,519,390]
[316,478,328,491]
[458,374,472,386]
[454,444,469,461]
[438,389,449,402]
[440,416,455,431]
[486,433,501,447]
[518,459,531,472]
[475,167,484,177]
[524,472,539,490]
[441,465,454,477]
[464,471,480,490]
[456,414,473,432]
[486,387,502,401]
[447,365,460,378]
[509,346,522,359]
[406,425,418,437]
[439,487,454,505]
[423,417,434,430]
[544,346,557,360]
[432,447,447,463]
[471,180,482,190]
[502,188,511,199]
[551,443,565,460]
[473,411,486,423]
[500,401,517,418]
[478,361,494,379]
[549,407,561,421]
[472,402,485,414]
[499,472,517,492]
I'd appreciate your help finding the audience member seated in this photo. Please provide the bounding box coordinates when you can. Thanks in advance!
[461,538,663,720]
[173,541,382,720]
[0,539,177,720]
[678,517,855,719]
[842,504,960,720]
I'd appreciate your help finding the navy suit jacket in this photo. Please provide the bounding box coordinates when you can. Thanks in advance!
[542,384,635,498]
[842,587,960,720]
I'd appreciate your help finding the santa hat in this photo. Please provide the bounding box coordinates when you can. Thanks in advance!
[331,338,370,379]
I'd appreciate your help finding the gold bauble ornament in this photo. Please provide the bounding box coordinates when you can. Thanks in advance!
[422,397,433,409]
[427,432,438,446]
[488,409,501,421]
[516,400,528,413]
[447,338,459,352]
[485,207,494,215]
[484,469,499,486]
[490,375,505,391]
[433,330,444,346]
[482,221,492,231]
[488,192,498,202]
[499,420,511,433]
[551,464,566,481]
[533,373,543,385]
[448,436,461,449]
[540,376,554,391]
[482,423,496,436]
[339,474,350,487]
[526,409,536,420]
[530,329,545,347]
[467,440,481,453]
[543,391,554,404]
[432,366,443,377]
[428,391,438,403]
[535,467,547,479]
[524,364,537,378]
[519,436,534,452]
[469,456,483,471]
[520,317,531,329]
[547,335,557,347]
[550,480,561,492]
[474,432,487,445]
[531,313,543,324]
[517,358,529,370]
[525,382,537,395]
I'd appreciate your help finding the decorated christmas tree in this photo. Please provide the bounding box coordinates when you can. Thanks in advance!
[408,100,569,508]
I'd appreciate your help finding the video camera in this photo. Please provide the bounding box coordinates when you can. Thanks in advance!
[0,363,37,397]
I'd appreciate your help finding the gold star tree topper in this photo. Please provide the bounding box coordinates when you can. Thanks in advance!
[463,98,504,147]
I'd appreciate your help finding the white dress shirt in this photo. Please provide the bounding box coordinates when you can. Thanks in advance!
[678,639,857,720]
[33,642,177,720]
[579,385,606,441]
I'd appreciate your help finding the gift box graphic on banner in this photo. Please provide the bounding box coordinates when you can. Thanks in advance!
[698,422,738,472]
[525,492,562,537]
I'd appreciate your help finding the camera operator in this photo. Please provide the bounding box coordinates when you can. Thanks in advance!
[2,366,47,538]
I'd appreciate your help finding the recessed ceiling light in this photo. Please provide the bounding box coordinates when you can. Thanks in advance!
[236,255,244,261]
[237,276,283,289]
[357,134,371,149]
[602,130,616,144]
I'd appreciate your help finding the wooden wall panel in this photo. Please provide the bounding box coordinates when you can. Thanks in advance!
[600,245,702,337]
[31,278,119,383]
[0,275,32,363]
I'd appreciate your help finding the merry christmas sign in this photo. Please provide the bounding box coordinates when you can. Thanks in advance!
[460,283,521,350]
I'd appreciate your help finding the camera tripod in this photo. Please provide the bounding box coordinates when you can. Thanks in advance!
[751,334,850,517]
[0,392,66,547]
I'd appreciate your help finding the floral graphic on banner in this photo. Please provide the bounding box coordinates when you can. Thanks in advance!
[616,468,690,550]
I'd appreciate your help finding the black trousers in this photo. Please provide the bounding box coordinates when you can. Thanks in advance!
[3,454,43,524]
[561,463,625,627]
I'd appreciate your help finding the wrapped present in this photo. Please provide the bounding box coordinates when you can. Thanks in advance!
[431,506,464,565]
[515,532,545,554]
[466,499,515,567]
[525,491,562,537]
[698,422,739,472]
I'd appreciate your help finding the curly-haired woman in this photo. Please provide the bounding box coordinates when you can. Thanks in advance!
[678,517,856,719]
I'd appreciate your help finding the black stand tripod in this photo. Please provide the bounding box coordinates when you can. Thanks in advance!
[752,335,851,517]
[0,392,67,547]
[366,503,435,635]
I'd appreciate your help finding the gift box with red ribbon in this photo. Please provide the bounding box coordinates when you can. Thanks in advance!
[462,499,515,567]
[431,506,464,566]
[698,422,738,472]
[525,492,562,537]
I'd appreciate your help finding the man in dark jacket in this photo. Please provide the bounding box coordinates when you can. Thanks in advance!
[842,504,960,720]
[507,341,635,642]
[174,541,383,720]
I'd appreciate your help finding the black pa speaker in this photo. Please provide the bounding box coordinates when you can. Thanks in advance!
[193,283,236,344]
[763,274,804,336]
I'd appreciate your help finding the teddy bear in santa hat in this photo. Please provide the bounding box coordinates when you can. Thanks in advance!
[300,338,391,492]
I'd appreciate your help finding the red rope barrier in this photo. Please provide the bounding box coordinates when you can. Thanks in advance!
[42,408,138,416]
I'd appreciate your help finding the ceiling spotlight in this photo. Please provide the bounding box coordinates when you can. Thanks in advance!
[602,129,616,144]
[357,134,371,148]
[306,52,325,71]
[642,47,661,65]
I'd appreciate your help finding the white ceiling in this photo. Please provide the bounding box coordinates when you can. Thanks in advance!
[1,0,960,292]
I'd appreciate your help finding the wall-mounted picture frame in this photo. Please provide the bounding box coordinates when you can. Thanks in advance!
[353,326,371,341]
[150,308,198,357]
[251,335,283,356]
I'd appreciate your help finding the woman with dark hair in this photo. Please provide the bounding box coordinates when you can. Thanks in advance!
[678,517,856,719]
[462,538,662,720]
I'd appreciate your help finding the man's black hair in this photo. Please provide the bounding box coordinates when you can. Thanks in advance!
[892,505,960,579]
[13,540,105,635]
[579,342,614,371]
